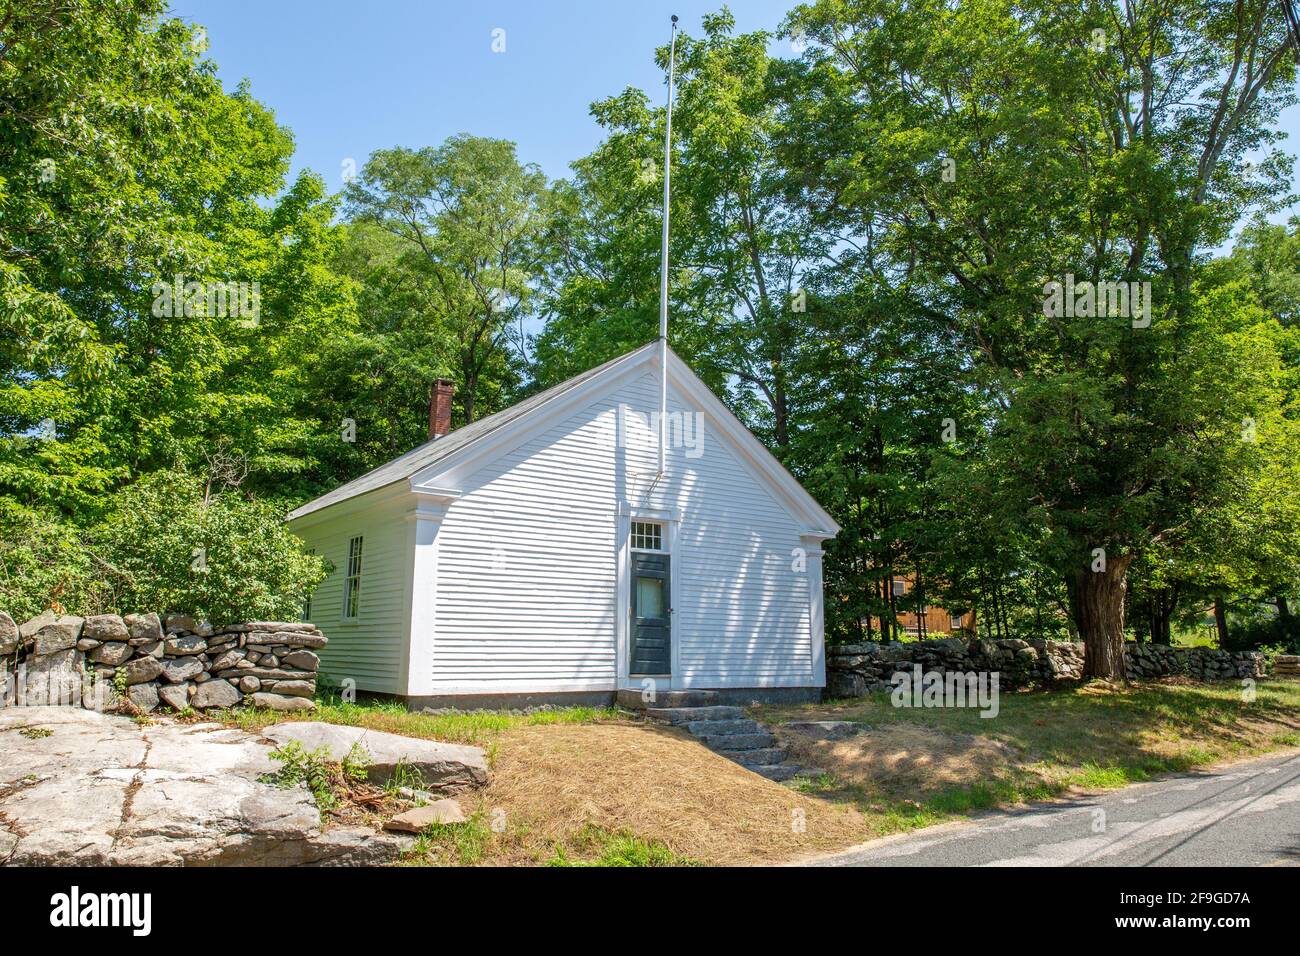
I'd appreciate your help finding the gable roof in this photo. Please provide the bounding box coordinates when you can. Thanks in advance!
[286,341,839,536]
[286,343,657,521]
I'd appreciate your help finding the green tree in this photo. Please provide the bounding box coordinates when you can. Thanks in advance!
[538,12,839,445]
[785,0,1298,677]
[1,0,356,519]
[344,136,555,423]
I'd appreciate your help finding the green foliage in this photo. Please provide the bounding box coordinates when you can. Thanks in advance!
[343,135,553,424]
[341,742,372,783]
[382,759,426,796]
[91,472,329,622]
[264,740,337,814]
[1221,614,1300,654]
[0,504,107,618]
[219,690,625,746]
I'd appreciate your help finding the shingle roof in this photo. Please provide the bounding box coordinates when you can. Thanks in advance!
[286,341,658,522]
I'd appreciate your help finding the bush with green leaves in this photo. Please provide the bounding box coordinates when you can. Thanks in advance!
[91,472,329,623]
[0,503,111,619]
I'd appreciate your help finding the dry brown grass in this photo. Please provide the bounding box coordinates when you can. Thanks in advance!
[475,721,871,865]
[778,723,1018,797]
[762,678,1300,823]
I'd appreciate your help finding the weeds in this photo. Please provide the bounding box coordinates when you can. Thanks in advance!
[263,740,337,816]
[402,810,490,866]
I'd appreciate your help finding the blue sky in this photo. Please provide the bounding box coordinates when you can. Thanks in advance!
[170,0,794,188]
[171,0,1299,241]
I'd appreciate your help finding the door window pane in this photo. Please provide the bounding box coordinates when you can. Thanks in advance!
[636,576,664,617]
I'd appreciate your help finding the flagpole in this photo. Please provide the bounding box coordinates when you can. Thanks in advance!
[658,14,678,479]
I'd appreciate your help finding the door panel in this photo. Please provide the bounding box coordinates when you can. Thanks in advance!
[630,551,671,675]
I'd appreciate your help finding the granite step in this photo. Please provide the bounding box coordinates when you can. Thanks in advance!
[617,688,720,710]
[752,764,800,782]
[683,718,766,737]
[643,705,746,724]
[696,732,777,751]
[713,746,787,767]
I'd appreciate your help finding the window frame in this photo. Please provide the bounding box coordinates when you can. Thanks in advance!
[301,548,315,622]
[630,520,664,552]
[343,535,363,621]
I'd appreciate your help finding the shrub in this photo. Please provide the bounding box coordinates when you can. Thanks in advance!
[1223,614,1300,654]
[0,502,112,618]
[91,471,329,623]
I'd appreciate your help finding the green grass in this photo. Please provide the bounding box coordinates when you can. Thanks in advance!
[402,810,493,866]
[756,678,1300,834]
[544,825,701,867]
[1169,625,1220,648]
[400,810,703,868]
[217,694,626,746]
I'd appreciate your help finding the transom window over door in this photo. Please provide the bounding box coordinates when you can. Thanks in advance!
[631,521,662,551]
[343,535,363,619]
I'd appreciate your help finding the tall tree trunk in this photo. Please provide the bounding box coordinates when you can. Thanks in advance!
[1075,555,1134,680]
[1151,586,1176,645]
[772,365,789,447]
[1213,596,1230,649]
[1276,596,1292,622]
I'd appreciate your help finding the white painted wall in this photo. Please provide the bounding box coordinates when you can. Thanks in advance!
[289,489,412,694]
[423,367,816,693]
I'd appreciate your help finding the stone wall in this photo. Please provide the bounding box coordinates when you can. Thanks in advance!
[826,637,1266,698]
[0,609,326,714]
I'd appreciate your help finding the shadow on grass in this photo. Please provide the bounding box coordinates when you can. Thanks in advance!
[767,679,1300,832]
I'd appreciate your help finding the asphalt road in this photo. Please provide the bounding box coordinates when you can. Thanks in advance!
[813,750,1300,867]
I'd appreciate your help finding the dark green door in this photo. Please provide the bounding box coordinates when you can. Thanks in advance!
[630,551,671,675]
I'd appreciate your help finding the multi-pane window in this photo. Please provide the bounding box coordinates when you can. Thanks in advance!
[301,549,315,621]
[950,614,964,631]
[631,521,662,551]
[343,536,363,619]
[892,580,906,597]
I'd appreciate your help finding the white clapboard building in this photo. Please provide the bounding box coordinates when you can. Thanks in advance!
[287,342,839,708]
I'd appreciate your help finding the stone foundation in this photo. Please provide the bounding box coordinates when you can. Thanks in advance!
[826,637,1266,698]
[0,609,326,714]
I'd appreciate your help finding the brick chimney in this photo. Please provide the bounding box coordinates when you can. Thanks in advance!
[428,378,455,439]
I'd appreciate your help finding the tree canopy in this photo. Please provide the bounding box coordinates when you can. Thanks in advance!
[2,0,1298,664]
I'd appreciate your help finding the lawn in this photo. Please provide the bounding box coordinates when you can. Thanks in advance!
[215,679,1300,866]
[753,677,1300,834]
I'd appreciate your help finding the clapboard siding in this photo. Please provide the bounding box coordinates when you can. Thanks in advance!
[291,491,410,694]
[429,369,814,690]
[618,373,812,687]
[430,394,620,688]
